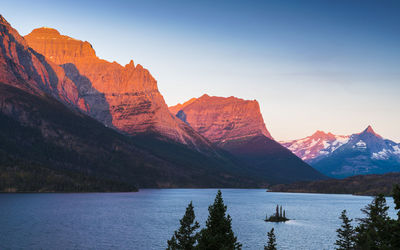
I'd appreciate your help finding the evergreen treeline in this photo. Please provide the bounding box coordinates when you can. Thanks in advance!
[335,184,400,250]
[0,151,137,192]
[269,173,400,196]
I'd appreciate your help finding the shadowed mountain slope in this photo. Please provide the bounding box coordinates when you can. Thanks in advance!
[0,82,259,189]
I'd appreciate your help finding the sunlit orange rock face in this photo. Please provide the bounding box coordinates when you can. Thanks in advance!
[0,16,80,106]
[25,27,211,148]
[169,94,272,144]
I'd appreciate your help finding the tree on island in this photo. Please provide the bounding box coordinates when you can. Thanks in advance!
[196,190,242,250]
[167,202,200,250]
[264,228,277,250]
[335,210,355,250]
[265,205,288,222]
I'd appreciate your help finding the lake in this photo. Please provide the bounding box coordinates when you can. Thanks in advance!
[0,189,396,249]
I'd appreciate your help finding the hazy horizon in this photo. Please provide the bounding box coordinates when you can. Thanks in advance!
[2,0,399,142]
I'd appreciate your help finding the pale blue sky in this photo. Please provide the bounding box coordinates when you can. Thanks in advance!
[2,0,399,141]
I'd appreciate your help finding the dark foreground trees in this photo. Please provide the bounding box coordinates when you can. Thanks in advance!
[167,202,200,250]
[168,186,400,250]
[265,228,277,250]
[335,184,400,250]
[354,194,392,249]
[197,190,242,250]
[335,210,354,250]
[167,190,241,250]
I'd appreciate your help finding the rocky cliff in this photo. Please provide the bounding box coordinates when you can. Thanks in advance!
[24,27,212,149]
[169,94,272,144]
[0,15,82,108]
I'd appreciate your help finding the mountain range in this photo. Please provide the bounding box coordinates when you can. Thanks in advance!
[0,15,326,191]
[282,126,400,178]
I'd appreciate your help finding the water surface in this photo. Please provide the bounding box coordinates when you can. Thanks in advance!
[0,189,395,249]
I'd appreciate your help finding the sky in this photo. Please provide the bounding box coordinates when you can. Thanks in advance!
[2,0,400,142]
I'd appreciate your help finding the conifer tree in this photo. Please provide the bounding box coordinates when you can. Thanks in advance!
[335,210,355,250]
[390,185,400,248]
[280,206,282,218]
[393,184,400,220]
[354,194,392,249]
[264,228,277,250]
[275,205,279,217]
[197,190,242,250]
[167,202,200,250]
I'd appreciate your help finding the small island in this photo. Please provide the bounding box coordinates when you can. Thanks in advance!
[265,205,289,222]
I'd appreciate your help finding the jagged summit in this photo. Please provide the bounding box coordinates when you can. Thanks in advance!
[361,125,382,138]
[125,59,135,67]
[0,15,28,48]
[0,14,80,104]
[0,14,10,25]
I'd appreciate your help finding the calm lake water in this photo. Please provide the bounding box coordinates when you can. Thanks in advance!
[0,189,396,250]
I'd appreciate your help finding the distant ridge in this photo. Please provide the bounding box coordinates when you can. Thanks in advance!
[269,172,400,196]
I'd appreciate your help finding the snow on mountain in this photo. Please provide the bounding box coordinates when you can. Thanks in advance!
[281,131,349,162]
[283,126,400,178]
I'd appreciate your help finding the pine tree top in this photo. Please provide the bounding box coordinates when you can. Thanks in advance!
[167,201,200,250]
[265,228,277,250]
[197,190,241,250]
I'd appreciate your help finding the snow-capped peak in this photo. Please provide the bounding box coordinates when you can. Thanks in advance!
[282,126,400,164]
[359,125,382,138]
[281,131,349,162]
